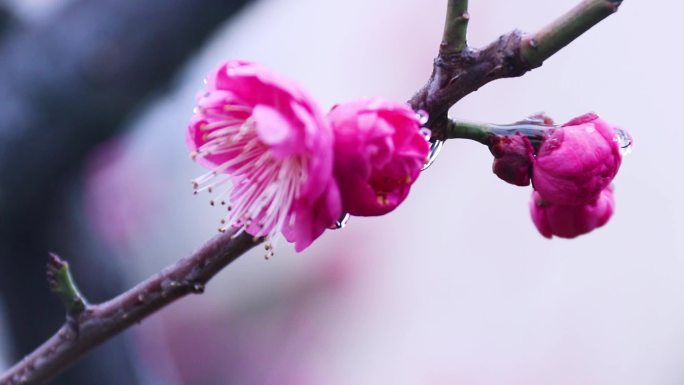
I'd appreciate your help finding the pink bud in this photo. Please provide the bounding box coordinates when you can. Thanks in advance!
[188,61,341,252]
[328,98,430,216]
[489,134,534,186]
[529,187,615,239]
[532,113,623,205]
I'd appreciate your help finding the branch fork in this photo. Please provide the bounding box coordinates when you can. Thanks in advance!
[410,0,624,141]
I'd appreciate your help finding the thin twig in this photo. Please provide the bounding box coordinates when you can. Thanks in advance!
[521,0,623,69]
[0,230,261,385]
[440,0,470,54]
[410,0,624,140]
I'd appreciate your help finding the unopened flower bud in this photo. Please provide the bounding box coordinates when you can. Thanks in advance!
[489,134,534,186]
[529,187,615,239]
[532,113,624,205]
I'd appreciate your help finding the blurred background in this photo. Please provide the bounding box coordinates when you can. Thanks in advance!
[0,0,679,384]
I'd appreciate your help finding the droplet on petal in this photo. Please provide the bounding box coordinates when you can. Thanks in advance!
[328,212,351,230]
[614,128,633,156]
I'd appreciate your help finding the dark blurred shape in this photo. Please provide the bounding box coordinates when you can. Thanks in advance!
[0,3,13,37]
[0,0,254,383]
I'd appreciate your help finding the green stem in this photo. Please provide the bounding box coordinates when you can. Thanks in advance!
[521,0,622,68]
[47,252,87,315]
[446,119,492,144]
[440,0,469,54]
[446,119,552,145]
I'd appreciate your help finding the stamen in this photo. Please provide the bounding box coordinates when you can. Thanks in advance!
[192,113,307,252]
[223,105,251,112]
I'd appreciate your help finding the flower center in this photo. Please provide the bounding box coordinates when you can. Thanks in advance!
[191,107,308,252]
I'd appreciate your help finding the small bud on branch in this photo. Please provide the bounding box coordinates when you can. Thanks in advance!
[46,252,87,316]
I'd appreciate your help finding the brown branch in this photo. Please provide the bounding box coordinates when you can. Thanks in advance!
[0,230,261,385]
[410,0,623,140]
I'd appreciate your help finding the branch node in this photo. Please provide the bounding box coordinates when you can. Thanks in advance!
[47,252,88,317]
[496,30,529,77]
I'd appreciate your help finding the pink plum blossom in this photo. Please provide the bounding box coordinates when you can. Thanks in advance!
[187,60,341,252]
[327,98,429,216]
[532,113,622,205]
[529,187,615,239]
[489,133,534,186]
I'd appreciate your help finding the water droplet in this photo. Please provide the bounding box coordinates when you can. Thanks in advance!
[416,110,429,125]
[419,127,431,141]
[614,128,633,156]
[422,140,444,171]
[329,213,351,230]
[192,283,205,294]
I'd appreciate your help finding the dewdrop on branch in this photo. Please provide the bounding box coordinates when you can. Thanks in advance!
[414,109,444,171]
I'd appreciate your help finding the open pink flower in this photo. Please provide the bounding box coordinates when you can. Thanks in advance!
[489,134,534,186]
[188,61,341,252]
[328,98,429,216]
[532,113,622,205]
[529,187,615,239]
